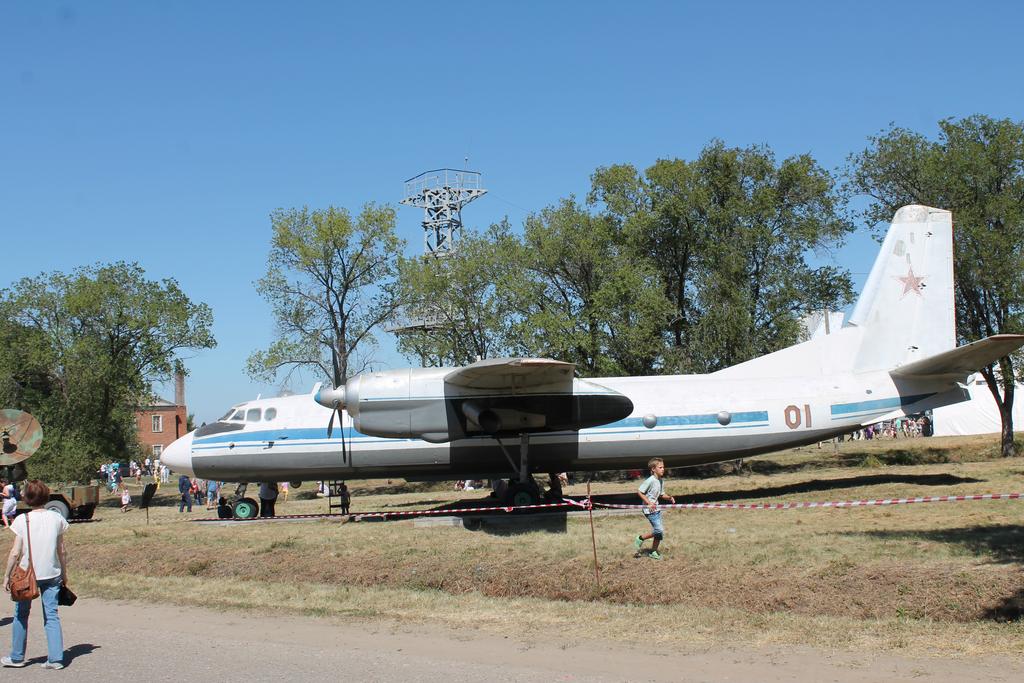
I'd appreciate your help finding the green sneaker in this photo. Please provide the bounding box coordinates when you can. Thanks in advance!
[649,550,663,560]
[634,535,644,550]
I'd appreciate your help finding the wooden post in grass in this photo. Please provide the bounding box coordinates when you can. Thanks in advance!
[587,482,600,588]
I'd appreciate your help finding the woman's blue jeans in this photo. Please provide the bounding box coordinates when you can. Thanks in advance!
[9,577,64,664]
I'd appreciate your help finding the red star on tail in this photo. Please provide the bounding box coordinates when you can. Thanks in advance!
[896,265,925,297]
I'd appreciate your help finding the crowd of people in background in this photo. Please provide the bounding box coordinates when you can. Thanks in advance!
[177,474,221,512]
[836,415,932,442]
[168,478,312,517]
[97,459,172,491]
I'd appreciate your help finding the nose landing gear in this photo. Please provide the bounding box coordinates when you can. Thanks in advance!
[230,483,260,519]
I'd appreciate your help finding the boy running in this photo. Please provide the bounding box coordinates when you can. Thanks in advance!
[633,458,675,560]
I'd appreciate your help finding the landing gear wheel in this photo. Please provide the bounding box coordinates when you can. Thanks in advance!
[232,497,259,519]
[506,481,540,507]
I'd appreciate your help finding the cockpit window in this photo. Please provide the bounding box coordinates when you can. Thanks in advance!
[246,408,261,422]
[229,410,245,422]
[264,408,277,421]
[220,408,237,421]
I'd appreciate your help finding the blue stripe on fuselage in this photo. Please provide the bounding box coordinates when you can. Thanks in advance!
[191,410,771,448]
[829,393,935,417]
[603,411,769,429]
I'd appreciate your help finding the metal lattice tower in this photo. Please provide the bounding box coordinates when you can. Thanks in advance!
[400,168,487,256]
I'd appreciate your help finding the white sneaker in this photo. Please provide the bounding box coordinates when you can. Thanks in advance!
[41,662,64,670]
[1,656,27,667]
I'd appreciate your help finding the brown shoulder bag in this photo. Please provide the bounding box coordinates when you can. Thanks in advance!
[9,511,40,602]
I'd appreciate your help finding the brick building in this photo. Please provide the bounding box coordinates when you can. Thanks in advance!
[135,373,188,460]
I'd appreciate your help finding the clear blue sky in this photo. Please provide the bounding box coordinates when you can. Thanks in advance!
[2,1,1022,424]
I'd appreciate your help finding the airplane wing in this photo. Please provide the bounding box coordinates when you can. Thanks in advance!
[441,358,631,439]
[444,357,575,390]
[890,334,1024,381]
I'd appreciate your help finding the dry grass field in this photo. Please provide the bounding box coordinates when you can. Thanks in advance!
[39,434,1024,658]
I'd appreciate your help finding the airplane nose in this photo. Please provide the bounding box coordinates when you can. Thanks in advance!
[162,431,195,476]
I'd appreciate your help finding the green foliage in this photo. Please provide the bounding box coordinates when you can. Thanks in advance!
[591,141,854,372]
[398,143,852,377]
[846,115,1024,455]
[0,263,215,481]
[515,198,673,376]
[858,454,883,468]
[397,200,673,376]
[248,204,404,387]
[396,220,526,366]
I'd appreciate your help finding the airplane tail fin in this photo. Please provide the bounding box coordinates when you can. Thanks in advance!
[712,205,965,381]
[847,205,956,373]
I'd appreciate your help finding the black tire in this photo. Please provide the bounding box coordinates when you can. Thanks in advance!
[44,499,70,520]
[506,481,540,507]
[232,497,259,519]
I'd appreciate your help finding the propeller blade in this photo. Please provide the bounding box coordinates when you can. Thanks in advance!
[327,403,337,438]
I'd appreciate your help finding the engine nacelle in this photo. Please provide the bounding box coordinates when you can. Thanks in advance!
[345,367,451,440]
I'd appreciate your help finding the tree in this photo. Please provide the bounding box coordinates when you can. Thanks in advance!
[512,197,673,376]
[591,141,854,373]
[0,262,215,480]
[589,159,704,369]
[395,220,526,366]
[248,204,404,388]
[846,115,1024,456]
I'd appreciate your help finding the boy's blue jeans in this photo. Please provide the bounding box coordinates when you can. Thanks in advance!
[645,510,665,539]
[10,577,64,664]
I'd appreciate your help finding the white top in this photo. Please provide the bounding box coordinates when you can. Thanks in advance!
[2,484,16,514]
[638,475,664,509]
[12,509,69,581]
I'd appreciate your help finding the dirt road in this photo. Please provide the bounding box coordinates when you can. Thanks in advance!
[0,598,1020,681]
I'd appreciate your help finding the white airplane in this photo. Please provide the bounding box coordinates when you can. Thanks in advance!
[162,205,1024,517]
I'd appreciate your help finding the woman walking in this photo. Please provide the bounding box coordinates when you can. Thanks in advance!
[1,478,17,528]
[2,480,69,669]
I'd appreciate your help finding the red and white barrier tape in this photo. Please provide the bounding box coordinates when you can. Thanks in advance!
[196,492,1022,522]
[349,492,1024,519]
[592,492,1023,511]
[352,497,588,520]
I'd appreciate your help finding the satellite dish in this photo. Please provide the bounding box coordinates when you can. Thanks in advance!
[0,409,43,466]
